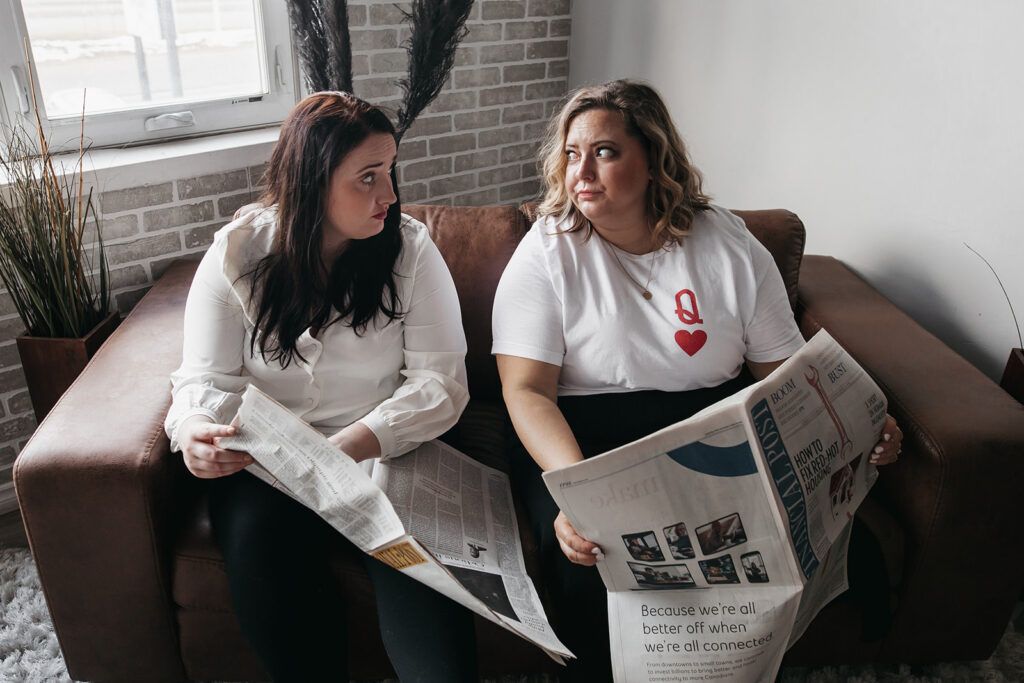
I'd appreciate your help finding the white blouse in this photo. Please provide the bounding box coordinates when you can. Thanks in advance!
[165,207,469,460]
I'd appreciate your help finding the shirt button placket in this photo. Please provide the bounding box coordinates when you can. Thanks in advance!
[302,336,323,410]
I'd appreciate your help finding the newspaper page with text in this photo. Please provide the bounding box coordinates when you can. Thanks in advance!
[372,440,568,653]
[221,386,572,661]
[542,330,886,682]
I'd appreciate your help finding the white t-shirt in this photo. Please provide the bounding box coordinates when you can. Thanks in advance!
[165,206,468,459]
[491,206,805,396]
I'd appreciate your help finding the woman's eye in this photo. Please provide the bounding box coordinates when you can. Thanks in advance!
[596,147,616,158]
[361,174,375,185]
[565,149,579,161]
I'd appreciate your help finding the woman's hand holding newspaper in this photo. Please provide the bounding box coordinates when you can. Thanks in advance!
[555,510,604,566]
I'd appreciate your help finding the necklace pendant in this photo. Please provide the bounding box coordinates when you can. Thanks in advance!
[642,290,652,300]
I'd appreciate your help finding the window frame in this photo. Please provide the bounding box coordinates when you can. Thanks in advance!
[0,0,298,152]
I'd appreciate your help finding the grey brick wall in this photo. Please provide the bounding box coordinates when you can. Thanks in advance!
[355,0,570,206]
[0,0,571,484]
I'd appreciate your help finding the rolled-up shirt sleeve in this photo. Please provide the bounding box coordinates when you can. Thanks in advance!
[358,231,469,459]
[164,246,248,452]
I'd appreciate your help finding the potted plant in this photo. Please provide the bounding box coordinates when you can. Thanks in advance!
[0,78,115,421]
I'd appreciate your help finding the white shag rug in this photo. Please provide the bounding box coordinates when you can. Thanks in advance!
[1,548,72,683]
[2,546,1023,683]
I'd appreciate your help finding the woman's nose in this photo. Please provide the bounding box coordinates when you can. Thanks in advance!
[578,154,595,180]
[381,176,397,205]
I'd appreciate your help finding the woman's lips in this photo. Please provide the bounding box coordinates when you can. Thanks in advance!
[373,211,388,220]
[576,190,601,200]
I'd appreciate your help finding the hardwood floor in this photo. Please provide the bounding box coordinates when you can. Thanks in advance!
[0,509,28,548]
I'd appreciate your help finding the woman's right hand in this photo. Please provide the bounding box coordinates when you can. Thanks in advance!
[178,415,254,479]
[555,510,603,566]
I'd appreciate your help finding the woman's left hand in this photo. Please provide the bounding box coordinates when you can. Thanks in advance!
[870,413,903,466]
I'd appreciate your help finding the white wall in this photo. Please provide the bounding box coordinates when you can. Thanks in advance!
[570,0,1024,379]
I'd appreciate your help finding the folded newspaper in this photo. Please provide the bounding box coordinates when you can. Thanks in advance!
[542,330,887,682]
[220,386,572,662]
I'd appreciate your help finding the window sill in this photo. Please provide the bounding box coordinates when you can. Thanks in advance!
[80,126,280,191]
[2,127,280,192]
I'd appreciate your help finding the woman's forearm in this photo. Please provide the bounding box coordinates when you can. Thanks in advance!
[504,387,584,471]
[329,422,382,463]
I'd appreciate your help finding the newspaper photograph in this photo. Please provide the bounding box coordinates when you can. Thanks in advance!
[542,330,887,682]
[221,385,572,661]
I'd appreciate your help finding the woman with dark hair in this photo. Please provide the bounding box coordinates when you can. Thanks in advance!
[492,80,901,680]
[165,92,476,682]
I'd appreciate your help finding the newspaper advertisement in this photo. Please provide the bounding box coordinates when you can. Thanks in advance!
[542,330,886,682]
[221,386,572,661]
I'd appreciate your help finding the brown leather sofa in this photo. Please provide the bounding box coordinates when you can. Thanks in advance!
[15,204,1024,682]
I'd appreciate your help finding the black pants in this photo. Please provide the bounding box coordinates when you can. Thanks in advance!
[510,374,890,682]
[208,471,478,683]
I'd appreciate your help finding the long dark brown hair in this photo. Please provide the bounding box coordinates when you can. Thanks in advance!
[247,92,403,367]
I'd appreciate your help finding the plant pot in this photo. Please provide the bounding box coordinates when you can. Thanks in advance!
[1000,348,1024,406]
[15,312,121,422]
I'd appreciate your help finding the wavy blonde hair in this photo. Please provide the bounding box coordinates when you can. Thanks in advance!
[537,80,711,245]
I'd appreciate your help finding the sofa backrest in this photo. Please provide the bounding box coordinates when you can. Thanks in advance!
[404,204,805,401]
[730,209,805,311]
[403,204,531,401]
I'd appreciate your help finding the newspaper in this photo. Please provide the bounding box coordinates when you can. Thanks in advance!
[541,330,886,682]
[220,386,572,662]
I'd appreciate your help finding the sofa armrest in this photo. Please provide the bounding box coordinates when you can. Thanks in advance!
[797,255,1024,661]
[14,261,200,682]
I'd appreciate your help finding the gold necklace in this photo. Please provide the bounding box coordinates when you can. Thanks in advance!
[600,235,659,300]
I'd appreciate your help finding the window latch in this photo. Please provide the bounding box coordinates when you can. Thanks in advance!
[9,66,30,115]
[144,110,195,131]
[274,45,287,89]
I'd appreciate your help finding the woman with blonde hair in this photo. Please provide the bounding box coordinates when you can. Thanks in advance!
[492,80,900,680]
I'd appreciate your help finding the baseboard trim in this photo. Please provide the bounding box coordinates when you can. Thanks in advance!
[0,481,18,515]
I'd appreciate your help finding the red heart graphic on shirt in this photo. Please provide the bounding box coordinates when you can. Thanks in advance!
[675,329,707,356]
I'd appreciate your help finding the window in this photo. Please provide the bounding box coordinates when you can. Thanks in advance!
[0,0,297,152]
